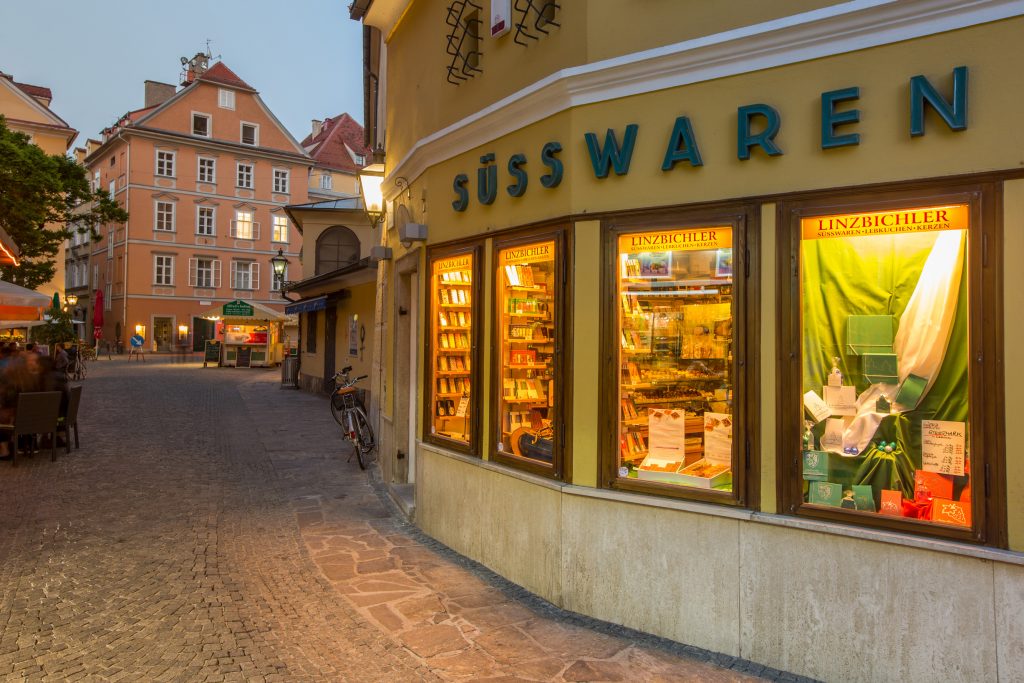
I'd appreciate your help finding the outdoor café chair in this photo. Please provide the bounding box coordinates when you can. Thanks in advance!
[0,391,62,466]
[58,385,82,453]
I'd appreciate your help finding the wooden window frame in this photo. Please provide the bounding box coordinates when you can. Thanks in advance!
[422,239,485,456]
[776,182,1006,547]
[598,204,760,508]
[490,224,573,481]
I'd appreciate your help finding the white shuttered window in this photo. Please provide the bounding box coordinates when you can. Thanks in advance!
[189,257,221,288]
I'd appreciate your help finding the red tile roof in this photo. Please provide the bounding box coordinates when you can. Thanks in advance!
[300,113,368,174]
[14,81,52,102]
[197,62,256,92]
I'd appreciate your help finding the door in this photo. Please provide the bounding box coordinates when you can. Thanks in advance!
[324,304,337,392]
[153,317,173,352]
[192,317,216,352]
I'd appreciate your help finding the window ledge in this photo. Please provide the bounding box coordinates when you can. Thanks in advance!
[419,441,1024,566]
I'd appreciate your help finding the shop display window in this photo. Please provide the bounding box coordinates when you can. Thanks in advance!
[612,226,738,494]
[427,249,478,449]
[795,203,978,532]
[494,237,562,474]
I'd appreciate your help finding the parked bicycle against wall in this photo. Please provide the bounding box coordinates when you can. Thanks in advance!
[330,366,375,469]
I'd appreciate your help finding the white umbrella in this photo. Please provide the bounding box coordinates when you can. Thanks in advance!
[0,280,51,307]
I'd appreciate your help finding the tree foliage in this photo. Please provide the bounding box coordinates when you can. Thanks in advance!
[0,116,128,289]
[35,304,76,346]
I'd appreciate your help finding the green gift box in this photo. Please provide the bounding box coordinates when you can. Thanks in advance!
[803,450,829,481]
[852,484,876,512]
[863,352,898,384]
[846,315,895,356]
[895,374,928,409]
[808,481,843,507]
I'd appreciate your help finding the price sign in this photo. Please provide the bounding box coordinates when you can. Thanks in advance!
[922,420,965,476]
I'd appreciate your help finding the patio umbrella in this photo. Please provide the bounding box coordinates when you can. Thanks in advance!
[51,292,60,312]
[0,280,51,308]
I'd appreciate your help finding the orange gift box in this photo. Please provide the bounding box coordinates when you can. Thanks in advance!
[931,498,971,527]
[914,470,953,503]
[879,490,903,517]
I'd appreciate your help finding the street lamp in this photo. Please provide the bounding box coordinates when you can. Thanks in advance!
[66,293,78,307]
[270,249,289,297]
[357,158,386,228]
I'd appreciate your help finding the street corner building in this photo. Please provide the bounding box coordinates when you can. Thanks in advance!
[79,55,310,354]
[348,1,1024,680]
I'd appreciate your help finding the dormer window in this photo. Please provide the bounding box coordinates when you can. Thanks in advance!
[354,154,365,166]
[192,113,211,137]
[218,88,235,110]
[241,123,258,146]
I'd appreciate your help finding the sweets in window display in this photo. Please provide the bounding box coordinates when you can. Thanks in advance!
[798,204,974,529]
[615,226,737,491]
[496,240,559,463]
[429,253,475,445]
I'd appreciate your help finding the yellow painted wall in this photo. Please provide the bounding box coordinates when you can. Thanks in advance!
[384,0,843,166]
[1004,179,1024,551]
[571,220,601,486]
[332,281,377,381]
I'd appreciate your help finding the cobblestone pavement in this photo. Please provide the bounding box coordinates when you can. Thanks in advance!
[0,359,789,682]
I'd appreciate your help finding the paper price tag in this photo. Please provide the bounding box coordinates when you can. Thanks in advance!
[921,420,965,476]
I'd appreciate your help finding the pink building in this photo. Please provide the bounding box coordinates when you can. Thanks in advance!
[85,57,310,352]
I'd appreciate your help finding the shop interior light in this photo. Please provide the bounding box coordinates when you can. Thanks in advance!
[135,324,145,335]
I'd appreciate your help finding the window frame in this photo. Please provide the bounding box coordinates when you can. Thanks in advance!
[271,214,289,244]
[197,156,216,184]
[153,254,175,286]
[191,111,212,138]
[232,209,257,240]
[196,205,216,236]
[240,121,259,146]
[273,168,290,195]
[776,182,1005,547]
[598,204,760,508]
[489,224,573,481]
[218,88,235,110]
[155,149,175,178]
[236,162,254,189]
[423,239,485,457]
[190,256,220,289]
[154,200,176,232]
[320,173,333,190]
[230,260,258,291]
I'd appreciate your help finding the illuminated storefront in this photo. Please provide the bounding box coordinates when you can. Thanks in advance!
[355,2,1024,679]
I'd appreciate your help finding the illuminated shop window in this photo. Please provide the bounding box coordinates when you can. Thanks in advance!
[797,204,973,529]
[428,250,476,448]
[614,227,737,493]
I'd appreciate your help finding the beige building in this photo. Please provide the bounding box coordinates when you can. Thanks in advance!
[302,113,369,201]
[0,71,78,300]
[350,1,1024,680]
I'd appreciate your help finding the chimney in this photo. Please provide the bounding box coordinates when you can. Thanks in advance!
[311,119,324,137]
[144,81,176,108]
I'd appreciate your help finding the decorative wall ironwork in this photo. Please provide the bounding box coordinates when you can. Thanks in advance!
[446,0,484,85]
[513,0,560,47]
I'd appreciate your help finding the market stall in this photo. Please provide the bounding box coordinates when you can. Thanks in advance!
[196,299,288,368]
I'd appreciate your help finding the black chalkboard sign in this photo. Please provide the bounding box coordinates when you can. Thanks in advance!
[204,340,222,364]
[236,346,252,368]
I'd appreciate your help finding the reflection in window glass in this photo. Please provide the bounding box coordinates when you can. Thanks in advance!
[616,227,735,491]
[798,204,971,528]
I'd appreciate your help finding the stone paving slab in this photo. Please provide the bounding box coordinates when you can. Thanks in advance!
[0,359,808,682]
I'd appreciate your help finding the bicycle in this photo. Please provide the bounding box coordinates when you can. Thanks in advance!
[68,345,87,381]
[329,366,375,469]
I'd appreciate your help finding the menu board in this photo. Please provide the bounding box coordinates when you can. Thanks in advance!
[236,346,252,368]
[921,420,966,476]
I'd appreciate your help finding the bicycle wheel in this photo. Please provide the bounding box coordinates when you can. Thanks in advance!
[329,393,347,427]
[354,407,375,454]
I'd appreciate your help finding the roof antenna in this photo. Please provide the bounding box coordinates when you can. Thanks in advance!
[205,39,221,62]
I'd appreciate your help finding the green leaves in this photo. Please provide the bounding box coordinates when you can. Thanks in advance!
[0,116,129,289]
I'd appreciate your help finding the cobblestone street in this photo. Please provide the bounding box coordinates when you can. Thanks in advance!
[0,360,780,682]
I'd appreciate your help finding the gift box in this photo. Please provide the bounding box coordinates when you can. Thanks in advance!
[852,484,876,512]
[931,497,972,527]
[895,374,928,409]
[802,450,829,481]
[637,455,687,484]
[846,315,895,356]
[915,470,954,503]
[879,489,903,516]
[808,481,843,507]
[862,352,898,384]
[675,459,732,489]
[801,449,862,482]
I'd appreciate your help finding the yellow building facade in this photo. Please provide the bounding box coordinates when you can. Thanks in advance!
[0,72,77,300]
[354,2,1024,678]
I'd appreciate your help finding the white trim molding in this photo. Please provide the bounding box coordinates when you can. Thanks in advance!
[383,0,1024,198]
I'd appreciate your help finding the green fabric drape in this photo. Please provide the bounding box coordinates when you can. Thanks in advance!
[800,231,970,503]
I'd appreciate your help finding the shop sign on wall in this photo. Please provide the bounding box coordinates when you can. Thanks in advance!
[451,66,968,212]
[223,300,254,317]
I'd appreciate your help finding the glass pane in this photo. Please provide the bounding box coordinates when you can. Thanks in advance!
[429,252,474,445]
[615,227,735,491]
[496,240,557,464]
[798,205,972,528]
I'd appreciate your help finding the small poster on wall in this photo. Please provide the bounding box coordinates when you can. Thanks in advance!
[348,316,359,357]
